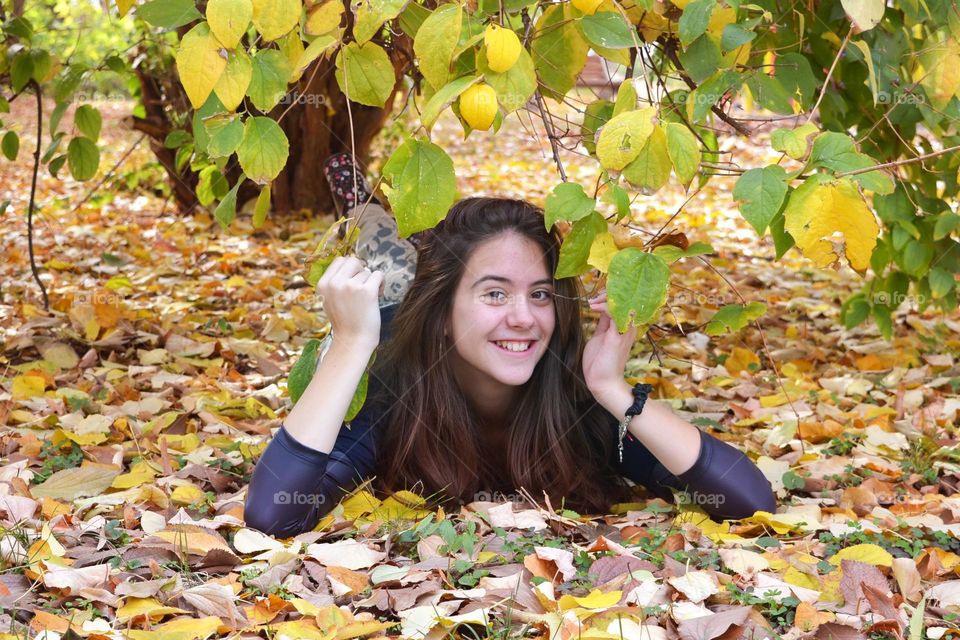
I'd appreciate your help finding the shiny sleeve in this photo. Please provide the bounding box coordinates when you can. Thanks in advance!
[243,305,400,538]
[614,418,777,520]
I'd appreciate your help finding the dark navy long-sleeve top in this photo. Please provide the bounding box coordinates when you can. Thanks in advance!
[245,305,777,537]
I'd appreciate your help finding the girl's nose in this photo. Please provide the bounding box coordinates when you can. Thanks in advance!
[507,295,535,327]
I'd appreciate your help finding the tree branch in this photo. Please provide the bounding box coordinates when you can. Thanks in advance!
[26,80,49,310]
[659,37,751,136]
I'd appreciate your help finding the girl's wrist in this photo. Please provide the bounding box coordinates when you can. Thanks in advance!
[592,379,634,418]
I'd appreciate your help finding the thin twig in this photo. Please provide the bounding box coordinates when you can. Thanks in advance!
[26,80,49,310]
[836,144,960,177]
[805,26,853,125]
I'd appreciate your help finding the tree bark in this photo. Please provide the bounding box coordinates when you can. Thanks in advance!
[130,28,413,218]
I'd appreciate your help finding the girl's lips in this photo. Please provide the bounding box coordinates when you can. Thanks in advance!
[491,340,537,356]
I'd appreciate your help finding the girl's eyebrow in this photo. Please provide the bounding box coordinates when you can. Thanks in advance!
[472,275,554,288]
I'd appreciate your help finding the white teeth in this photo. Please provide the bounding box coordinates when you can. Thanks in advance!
[495,341,531,352]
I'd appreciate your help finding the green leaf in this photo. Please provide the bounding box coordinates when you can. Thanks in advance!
[215,177,243,229]
[556,212,608,278]
[249,49,293,112]
[732,165,788,235]
[720,23,755,52]
[478,47,537,114]
[775,53,818,109]
[206,0,252,48]
[809,132,893,194]
[652,241,714,263]
[138,0,203,29]
[840,294,870,329]
[678,0,716,47]
[1,131,19,161]
[596,107,657,171]
[237,116,289,183]
[622,125,670,192]
[288,339,322,404]
[745,74,794,114]
[531,4,588,101]
[934,212,960,240]
[704,302,766,335]
[928,267,956,299]
[204,113,245,158]
[53,66,86,103]
[687,70,740,122]
[10,51,33,93]
[67,136,99,181]
[381,138,457,237]
[872,303,892,340]
[335,41,396,107]
[664,122,700,186]
[353,0,407,44]
[295,35,337,77]
[580,12,637,49]
[544,182,596,230]
[581,100,614,156]
[414,4,462,90]
[678,35,721,84]
[770,123,818,160]
[421,75,479,131]
[607,249,670,331]
[902,240,933,277]
[74,105,102,142]
[253,184,271,228]
[769,209,795,259]
[345,367,371,422]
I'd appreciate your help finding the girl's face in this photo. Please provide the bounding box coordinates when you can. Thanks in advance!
[446,231,557,406]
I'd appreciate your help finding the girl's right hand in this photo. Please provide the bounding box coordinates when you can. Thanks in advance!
[316,256,385,350]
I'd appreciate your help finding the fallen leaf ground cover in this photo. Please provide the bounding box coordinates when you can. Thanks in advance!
[2,98,960,640]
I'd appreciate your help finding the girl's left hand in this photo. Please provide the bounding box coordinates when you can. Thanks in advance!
[582,289,637,399]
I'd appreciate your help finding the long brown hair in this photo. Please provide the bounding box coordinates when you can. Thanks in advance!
[370,197,636,513]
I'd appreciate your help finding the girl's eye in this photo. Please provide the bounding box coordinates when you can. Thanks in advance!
[482,291,507,302]
[532,290,553,301]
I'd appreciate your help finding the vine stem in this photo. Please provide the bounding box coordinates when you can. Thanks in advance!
[27,80,49,310]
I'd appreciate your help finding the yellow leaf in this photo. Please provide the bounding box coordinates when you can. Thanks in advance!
[125,615,223,640]
[794,601,834,632]
[916,34,960,110]
[724,347,760,376]
[280,31,306,82]
[39,342,79,369]
[783,566,820,591]
[783,177,879,275]
[116,0,136,17]
[214,49,252,112]
[206,0,252,49]
[828,543,893,567]
[116,597,189,623]
[12,374,47,400]
[111,461,161,489]
[748,511,805,534]
[252,0,301,42]
[335,620,396,640]
[587,232,618,273]
[53,429,107,447]
[176,22,228,109]
[31,464,121,501]
[305,0,344,36]
[341,490,381,520]
[558,588,622,611]
[171,483,207,505]
[153,525,232,556]
[596,107,657,171]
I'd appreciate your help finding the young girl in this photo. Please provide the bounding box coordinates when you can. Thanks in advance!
[244,154,776,537]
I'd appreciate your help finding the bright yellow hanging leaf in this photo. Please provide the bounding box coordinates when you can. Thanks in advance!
[828,543,894,567]
[252,0,301,41]
[484,24,522,73]
[176,22,228,108]
[207,0,252,49]
[783,176,879,275]
[587,231,618,273]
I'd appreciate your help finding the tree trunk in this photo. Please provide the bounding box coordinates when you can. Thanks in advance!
[130,28,413,218]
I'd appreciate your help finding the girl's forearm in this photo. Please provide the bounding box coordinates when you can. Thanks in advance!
[283,338,378,454]
[596,381,702,475]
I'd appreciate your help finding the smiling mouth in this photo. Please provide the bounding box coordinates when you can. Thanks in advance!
[492,340,535,353]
